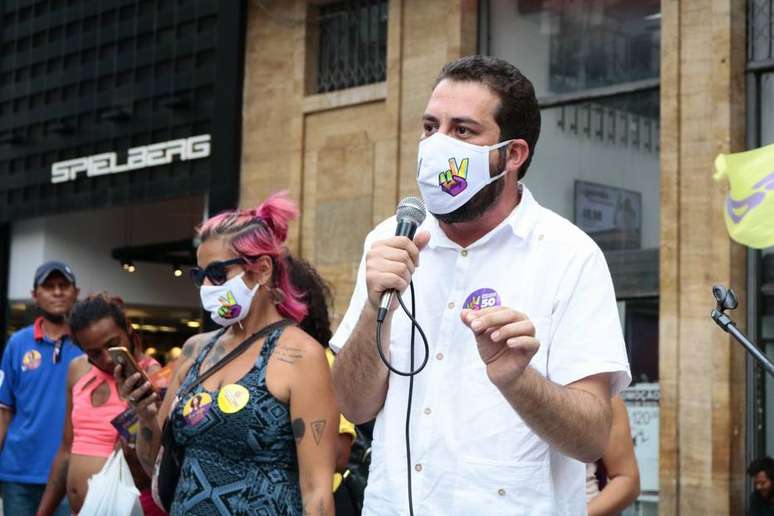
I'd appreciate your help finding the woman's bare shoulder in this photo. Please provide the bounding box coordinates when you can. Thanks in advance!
[272,326,327,366]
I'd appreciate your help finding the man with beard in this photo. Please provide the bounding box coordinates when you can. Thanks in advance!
[331,56,631,515]
[0,262,81,516]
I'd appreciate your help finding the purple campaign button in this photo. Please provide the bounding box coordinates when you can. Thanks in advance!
[463,288,501,311]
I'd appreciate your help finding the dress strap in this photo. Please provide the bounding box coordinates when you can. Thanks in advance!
[72,366,100,395]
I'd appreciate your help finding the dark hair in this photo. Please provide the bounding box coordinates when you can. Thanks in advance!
[749,457,774,479]
[69,293,140,354]
[435,55,541,179]
[285,255,333,347]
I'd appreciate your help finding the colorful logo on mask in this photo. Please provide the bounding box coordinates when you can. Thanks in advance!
[183,392,213,426]
[22,350,42,371]
[463,288,501,311]
[439,157,469,197]
[217,291,242,319]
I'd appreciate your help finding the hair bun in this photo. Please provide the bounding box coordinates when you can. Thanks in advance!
[254,191,298,243]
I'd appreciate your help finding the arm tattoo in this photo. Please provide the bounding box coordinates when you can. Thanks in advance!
[302,500,327,516]
[138,427,157,467]
[310,420,326,446]
[273,346,304,364]
[182,342,195,358]
[292,418,305,441]
[182,336,203,361]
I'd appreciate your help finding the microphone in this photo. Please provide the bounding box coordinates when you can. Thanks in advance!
[377,197,427,323]
[712,283,738,311]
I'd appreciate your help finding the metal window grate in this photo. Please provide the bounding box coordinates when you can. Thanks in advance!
[750,0,774,62]
[316,0,388,94]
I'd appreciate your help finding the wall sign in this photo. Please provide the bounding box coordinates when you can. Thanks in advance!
[51,134,211,184]
[574,180,642,251]
[621,382,659,493]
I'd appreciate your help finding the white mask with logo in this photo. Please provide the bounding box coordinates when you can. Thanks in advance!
[199,272,260,327]
[416,132,512,215]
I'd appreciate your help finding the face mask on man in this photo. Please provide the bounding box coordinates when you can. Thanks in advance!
[416,132,512,215]
[199,272,259,327]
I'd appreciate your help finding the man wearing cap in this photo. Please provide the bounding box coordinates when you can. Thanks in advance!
[0,262,81,516]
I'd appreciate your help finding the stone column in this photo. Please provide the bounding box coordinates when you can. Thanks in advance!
[659,1,748,514]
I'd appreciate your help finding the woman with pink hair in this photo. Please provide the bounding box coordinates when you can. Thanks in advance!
[118,192,337,515]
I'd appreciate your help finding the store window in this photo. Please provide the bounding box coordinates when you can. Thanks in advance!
[485,0,660,513]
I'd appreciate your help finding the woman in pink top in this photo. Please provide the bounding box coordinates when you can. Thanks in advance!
[37,293,163,515]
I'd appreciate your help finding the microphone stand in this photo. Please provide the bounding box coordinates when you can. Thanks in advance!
[710,285,774,377]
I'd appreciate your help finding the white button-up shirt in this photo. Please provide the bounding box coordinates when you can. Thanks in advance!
[331,187,631,515]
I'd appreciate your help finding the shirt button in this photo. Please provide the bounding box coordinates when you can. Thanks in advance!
[447,302,455,309]
[424,407,431,415]
[415,464,423,472]
[436,352,444,361]
[498,489,506,496]
[461,249,468,257]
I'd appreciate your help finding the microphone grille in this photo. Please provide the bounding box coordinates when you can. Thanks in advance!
[396,196,426,225]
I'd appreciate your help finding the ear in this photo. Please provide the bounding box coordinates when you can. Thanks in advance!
[505,139,530,177]
[245,255,273,287]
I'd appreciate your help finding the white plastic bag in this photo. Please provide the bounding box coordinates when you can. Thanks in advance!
[79,448,143,516]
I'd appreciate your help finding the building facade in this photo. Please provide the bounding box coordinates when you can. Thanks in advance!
[0,0,248,353]
[0,0,770,513]
[240,1,767,514]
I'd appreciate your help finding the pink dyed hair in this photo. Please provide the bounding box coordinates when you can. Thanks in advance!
[196,191,308,322]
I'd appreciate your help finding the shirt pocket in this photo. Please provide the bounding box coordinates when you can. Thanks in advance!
[452,457,554,515]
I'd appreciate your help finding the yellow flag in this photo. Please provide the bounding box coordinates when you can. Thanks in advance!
[714,143,774,249]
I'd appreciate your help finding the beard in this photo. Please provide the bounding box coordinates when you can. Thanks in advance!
[433,150,507,224]
[39,308,66,325]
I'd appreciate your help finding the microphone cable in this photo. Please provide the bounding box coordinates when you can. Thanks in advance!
[375,281,429,516]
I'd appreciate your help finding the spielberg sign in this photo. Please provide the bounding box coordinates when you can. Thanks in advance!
[51,134,211,184]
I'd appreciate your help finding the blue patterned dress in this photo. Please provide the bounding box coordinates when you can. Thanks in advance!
[170,327,303,515]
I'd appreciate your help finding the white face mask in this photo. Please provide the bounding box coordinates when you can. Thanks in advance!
[199,272,260,327]
[416,132,512,215]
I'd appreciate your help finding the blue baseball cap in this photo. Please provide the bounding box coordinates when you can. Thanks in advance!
[33,261,76,288]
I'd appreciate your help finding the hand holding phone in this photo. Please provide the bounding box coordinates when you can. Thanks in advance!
[108,347,151,384]
[109,347,157,413]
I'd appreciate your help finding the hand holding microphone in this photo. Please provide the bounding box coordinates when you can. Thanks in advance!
[366,197,429,323]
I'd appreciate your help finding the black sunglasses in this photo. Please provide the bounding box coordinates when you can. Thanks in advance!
[190,257,247,287]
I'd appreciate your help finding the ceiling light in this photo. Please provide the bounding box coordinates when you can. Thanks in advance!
[173,264,183,277]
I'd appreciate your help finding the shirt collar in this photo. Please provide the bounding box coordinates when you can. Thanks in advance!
[33,316,70,342]
[425,184,540,250]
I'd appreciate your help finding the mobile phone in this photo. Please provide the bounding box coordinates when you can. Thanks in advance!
[108,347,151,385]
